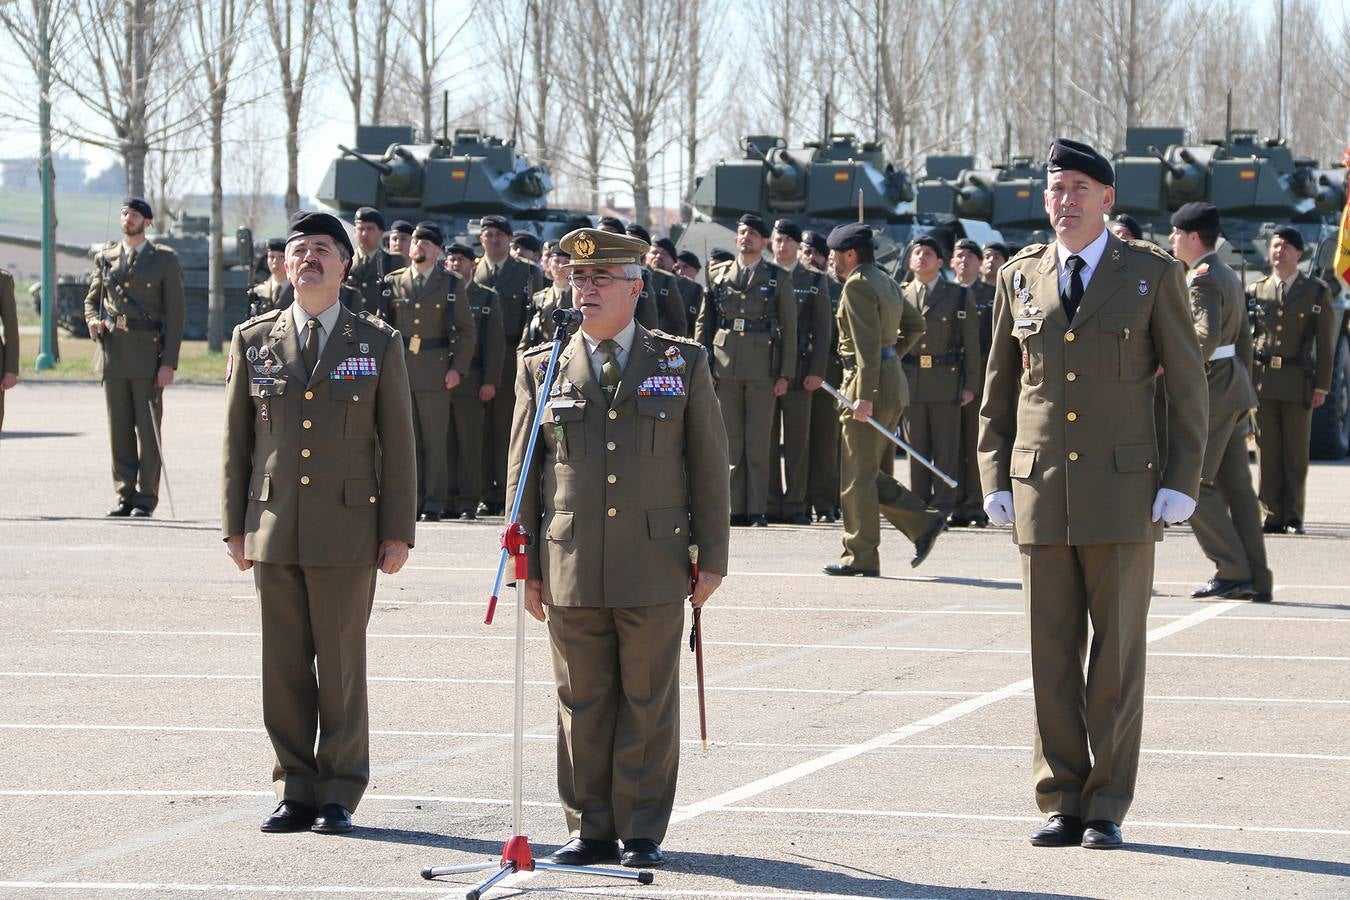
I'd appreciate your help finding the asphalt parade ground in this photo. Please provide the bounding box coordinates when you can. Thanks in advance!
[1,381,1347,899]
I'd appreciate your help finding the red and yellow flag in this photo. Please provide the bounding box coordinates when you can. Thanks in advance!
[1335,145,1350,290]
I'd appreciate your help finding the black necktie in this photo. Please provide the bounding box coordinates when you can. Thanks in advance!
[1062,255,1085,322]
[303,318,320,375]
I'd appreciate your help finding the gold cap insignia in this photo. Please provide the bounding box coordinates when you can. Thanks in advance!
[574,234,596,258]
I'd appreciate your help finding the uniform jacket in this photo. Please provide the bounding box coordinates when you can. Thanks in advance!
[520,284,575,352]
[695,258,798,381]
[382,265,477,389]
[221,304,417,566]
[1246,272,1335,404]
[1,269,17,376]
[246,279,293,318]
[1187,253,1258,435]
[901,278,982,403]
[673,271,703,338]
[785,262,834,385]
[345,248,404,316]
[506,325,731,607]
[465,281,506,385]
[83,240,185,379]
[474,254,544,344]
[642,268,689,337]
[978,233,1208,546]
[837,264,925,409]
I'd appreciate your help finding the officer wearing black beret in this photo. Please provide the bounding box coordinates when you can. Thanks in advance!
[596,215,626,233]
[645,236,700,337]
[511,230,543,262]
[675,250,702,277]
[797,229,844,520]
[346,208,401,316]
[625,223,653,243]
[951,237,997,526]
[1110,213,1144,242]
[248,238,295,318]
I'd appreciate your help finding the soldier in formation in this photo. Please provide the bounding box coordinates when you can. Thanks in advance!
[247,238,293,318]
[346,207,404,316]
[646,236,702,337]
[84,197,185,518]
[387,220,413,260]
[520,242,575,351]
[950,238,995,526]
[800,230,844,522]
[0,266,16,432]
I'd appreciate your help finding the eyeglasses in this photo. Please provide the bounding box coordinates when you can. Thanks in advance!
[567,273,637,289]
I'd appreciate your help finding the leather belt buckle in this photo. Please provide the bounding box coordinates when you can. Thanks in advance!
[919,354,933,369]
[115,315,129,331]
[409,334,422,355]
[1270,356,1282,369]
[732,318,746,332]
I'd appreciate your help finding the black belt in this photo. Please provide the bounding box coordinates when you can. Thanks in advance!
[405,336,451,350]
[117,317,162,333]
[718,317,774,333]
[1254,352,1302,370]
[903,350,963,368]
[840,346,897,369]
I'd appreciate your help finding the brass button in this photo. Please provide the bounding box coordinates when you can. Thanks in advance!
[1066,371,1077,382]
[413,318,421,325]
[369,495,377,503]
[607,507,617,517]
[1066,412,1078,422]
[303,419,313,429]
[1066,332,1075,342]
[304,390,314,400]
[414,303,421,309]
[300,475,311,485]
[301,449,311,459]
[606,441,616,451]
[352,394,359,401]
[920,342,928,349]
[1146,462,1153,470]
[658,411,667,419]
[1068,451,1079,461]
[1276,309,1284,316]
[1275,324,1283,332]
[674,527,682,534]
[607,474,617,484]
[608,410,618,420]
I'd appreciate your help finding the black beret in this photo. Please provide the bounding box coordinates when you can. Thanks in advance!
[266,237,286,253]
[1111,213,1144,240]
[543,241,569,259]
[982,241,1011,259]
[1168,204,1217,234]
[737,213,771,237]
[286,210,354,258]
[412,221,443,245]
[801,230,829,256]
[354,206,386,230]
[1047,137,1114,186]
[954,238,981,256]
[390,220,414,235]
[479,214,512,236]
[511,230,542,253]
[1272,225,1305,252]
[123,196,153,219]
[625,223,653,243]
[708,247,735,264]
[445,242,478,260]
[597,215,625,233]
[564,214,594,231]
[676,250,701,270]
[772,219,803,242]
[909,234,945,260]
[826,222,873,252]
[653,237,678,259]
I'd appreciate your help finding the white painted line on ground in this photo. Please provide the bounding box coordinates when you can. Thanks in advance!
[0,882,923,900]
[667,602,1240,828]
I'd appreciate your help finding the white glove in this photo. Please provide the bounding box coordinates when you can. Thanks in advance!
[1151,488,1196,524]
[984,491,1015,526]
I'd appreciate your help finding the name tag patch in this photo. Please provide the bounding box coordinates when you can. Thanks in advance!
[333,356,378,379]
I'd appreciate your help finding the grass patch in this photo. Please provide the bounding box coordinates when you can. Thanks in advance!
[20,338,227,385]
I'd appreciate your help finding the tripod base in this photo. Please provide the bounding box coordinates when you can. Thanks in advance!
[421,835,654,899]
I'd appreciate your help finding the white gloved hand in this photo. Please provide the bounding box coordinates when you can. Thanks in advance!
[1151,488,1196,524]
[984,491,1015,526]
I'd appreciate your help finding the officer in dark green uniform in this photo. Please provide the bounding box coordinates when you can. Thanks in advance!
[83,197,185,517]
[648,237,701,337]
[626,225,688,336]
[952,238,996,526]
[521,242,575,351]
[387,220,413,261]
[0,267,17,432]
[801,231,844,522]
[247,238,293,318]
[345,207,403,316]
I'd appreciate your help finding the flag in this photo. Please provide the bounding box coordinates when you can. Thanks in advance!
[1336,146,1350,290]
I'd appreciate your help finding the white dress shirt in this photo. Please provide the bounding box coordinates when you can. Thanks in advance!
[1055,227,1110,296]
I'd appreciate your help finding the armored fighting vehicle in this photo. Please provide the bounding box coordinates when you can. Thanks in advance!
[914,154,1052,249]
[678,134,1002,270]
[317,125,583,245]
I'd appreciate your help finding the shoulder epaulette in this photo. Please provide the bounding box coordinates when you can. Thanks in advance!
[240,308,283,330]
[649,329,701,347]
[357,310,395,334]
[385,266,408,280]
[152,242,177,256]
[1125,238,1172,261]
[709,259,735,272]
[1009,242,1047,262]
[522,341,552,359]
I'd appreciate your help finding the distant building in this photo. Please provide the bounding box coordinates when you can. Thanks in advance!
[0,155,121,195]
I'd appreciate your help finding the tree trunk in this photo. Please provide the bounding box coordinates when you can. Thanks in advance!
[208,91,225,352]
[632,128,651,227]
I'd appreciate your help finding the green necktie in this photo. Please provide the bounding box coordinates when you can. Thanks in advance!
[599,338,621,404]
[412,272,424,295]
[303,318,320,376]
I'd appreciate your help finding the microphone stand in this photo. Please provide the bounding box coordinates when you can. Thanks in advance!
[421,308,654,898]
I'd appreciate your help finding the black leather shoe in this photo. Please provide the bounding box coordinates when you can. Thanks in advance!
[910,517,945,568]
[1029,814,1083,847]
[948,515,971,528]
[418,511,441,522]
[1262,519,1286,534]
[545,838,620,866]
[1191,577,1254,599]
[260,800,317,833]
[1081,820,1123,849]
[816,511,837,523]
[1288,519,1306,535]
[749,514,769,527]
[106,501,134,517]
[729,514,748,527]
[822,563,879,577]
[1247,591,1273,603]
[620,838,663,867]
[310,803,353,834]
[129,506,152,518]
[459,511,477,520]
[786,512,812,525]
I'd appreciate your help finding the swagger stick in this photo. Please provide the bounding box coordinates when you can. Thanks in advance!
[688,544,707,752]
[819,380,958,488]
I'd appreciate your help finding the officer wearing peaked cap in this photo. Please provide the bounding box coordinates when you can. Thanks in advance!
[222,210,417,836]
[507,227,729,869]
[979,138,1208,850]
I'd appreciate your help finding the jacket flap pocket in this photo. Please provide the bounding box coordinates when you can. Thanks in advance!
[646,506,690,540]
[546,510,574,542]
[344,478,378,507]
[249,472,272,501]
[1114,442,1157,473]
[1009,448,1037,479]
[635,396,683,419]
[331,380,377,402]
[543,402,585,423]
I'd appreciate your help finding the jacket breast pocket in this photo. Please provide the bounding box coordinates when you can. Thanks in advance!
[542,402,586,460]
[636,396,685,457]
[249,380,287,434]
[1011,318,1045,386]
[332,379,378,437]
[1100,313,1151,381]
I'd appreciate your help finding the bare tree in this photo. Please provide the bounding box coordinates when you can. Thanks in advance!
[749,0,806,142]
[391,0,476,140]
[262,0,321,217]
[554,7,608,210]
[327,0,399,130]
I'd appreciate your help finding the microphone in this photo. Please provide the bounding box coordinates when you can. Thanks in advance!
[552,307,583,325]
